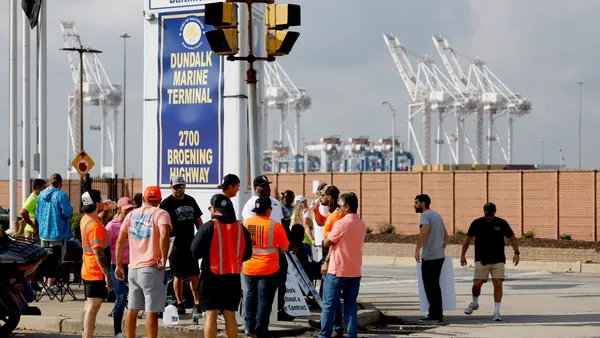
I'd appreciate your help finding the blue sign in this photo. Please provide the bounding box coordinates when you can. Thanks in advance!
[157,10,224,189]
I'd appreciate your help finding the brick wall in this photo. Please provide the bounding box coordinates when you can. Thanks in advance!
[263,171,600,242]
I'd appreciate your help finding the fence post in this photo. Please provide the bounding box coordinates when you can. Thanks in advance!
[556,171,560,240]
[595,171,598,242]
[359,172,363,217]
[452,171,456,234]
[520,171,524,236]
[388,172,392,224]
[485,171,489,202]
[419,171,423,194]
[301,173,306,196]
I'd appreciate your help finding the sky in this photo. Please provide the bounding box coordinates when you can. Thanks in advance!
[0,0,599,179]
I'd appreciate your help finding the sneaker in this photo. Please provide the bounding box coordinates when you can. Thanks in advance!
[419,315,443,323]
[492,312,502,321]
[244,328,256,337]
[277,310,295,322]
[307,319,320,329]
[464,302,479,315]
[217,314,225,323]
[115,333,125,338]
[49,285,60,295]
[177,303,186,315]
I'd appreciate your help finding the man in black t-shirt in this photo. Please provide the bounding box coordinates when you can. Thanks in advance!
[460,202,520,322]
[159,175,203,315]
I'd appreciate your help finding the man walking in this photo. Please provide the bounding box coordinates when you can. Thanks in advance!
[461,202,520,321]
[218,173,241,199]
[116,186,172,338]
[191,194,253,338]
[319,192,366,338]
[414,194,448,323]
[79,190,113,338]
[20,179,47,239]
[159,175,203,315]
[243,196,290,338]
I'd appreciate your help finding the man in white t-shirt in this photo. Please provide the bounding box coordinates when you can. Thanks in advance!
[242,175,284,224]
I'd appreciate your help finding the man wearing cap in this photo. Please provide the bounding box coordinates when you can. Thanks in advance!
[243,196,290,338]
[79,189,113,338]
[191,194,253,338]
[219,173,241,199]
[159,175,204,315]
[116,186,172,338]
[461,202,520,321]
[242,175,284,224]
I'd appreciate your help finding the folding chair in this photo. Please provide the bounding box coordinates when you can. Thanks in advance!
[35,244,78,302]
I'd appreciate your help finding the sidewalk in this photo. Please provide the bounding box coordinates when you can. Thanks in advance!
[19,285,380,337]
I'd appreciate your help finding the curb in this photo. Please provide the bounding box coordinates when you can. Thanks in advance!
[363,255,598,274]
[19,302,381,337]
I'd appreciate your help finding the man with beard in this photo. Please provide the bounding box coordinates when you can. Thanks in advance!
[461,202,520,321]
[159,175,203,315]
[414,194,448,323]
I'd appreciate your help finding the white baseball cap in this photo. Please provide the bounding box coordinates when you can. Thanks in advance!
[294,195,307,204]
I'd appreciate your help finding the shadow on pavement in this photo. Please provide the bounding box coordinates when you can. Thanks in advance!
[397,313,600,326]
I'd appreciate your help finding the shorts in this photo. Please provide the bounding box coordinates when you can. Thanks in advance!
[199,271,242,312]
[84,280,108,299]
[474,262,505,281]
[169,249,200,278]
[128,266,168,313]
[40,239,67,263]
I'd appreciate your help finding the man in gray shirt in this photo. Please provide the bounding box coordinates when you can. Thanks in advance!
[414,194,448,323]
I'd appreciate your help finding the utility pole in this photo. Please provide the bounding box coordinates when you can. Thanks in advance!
[120,33,131,179]
[9,0,18,225]
[559,148,564,169]
[577,81,584,169]
[37,0,47,179]
[540,140,545,166]
[381,101,396,172]
[22,8,31,203]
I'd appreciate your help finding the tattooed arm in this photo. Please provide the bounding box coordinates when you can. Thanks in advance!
[92,247,113,289]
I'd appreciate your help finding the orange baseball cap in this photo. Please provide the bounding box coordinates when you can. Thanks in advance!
[143,186,162,201]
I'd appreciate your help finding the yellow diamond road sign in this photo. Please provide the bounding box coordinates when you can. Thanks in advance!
[71,149,95,178]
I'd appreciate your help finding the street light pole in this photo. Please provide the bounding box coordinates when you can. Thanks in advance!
[559,148,564,169]
[120,33,131,179]
[541,140,545,165]
[577,81,584,169]
[381,101,396,171]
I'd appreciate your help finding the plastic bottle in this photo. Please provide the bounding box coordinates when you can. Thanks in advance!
[192,307,199,325]
[163,303,179,326]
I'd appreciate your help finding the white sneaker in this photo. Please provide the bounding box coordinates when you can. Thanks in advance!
[464,302,479,315]
[217,314,225,323]
[114,334,125,338]
[492,312,502,321]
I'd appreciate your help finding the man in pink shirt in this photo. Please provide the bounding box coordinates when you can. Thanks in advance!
[115,186,172,338]
[319,192,366,338]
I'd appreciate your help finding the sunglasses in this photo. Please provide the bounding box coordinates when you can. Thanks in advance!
[172,185,185,190]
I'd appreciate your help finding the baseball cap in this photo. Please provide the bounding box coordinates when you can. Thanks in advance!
[210,194,235,215]
[294,195,307,204]
[144,186,162,201]
[253,175,271,187]
[484,202,496,216]
[217,174,241,189]
[281,190,294,198]
[319,184,340,198]
[81,189,102,213]
[251,196,272,214]
[117,197,135,210]
[170,175,186,186]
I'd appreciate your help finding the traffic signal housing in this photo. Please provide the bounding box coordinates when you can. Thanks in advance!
[265,4,301,57]
[205,2,239,56]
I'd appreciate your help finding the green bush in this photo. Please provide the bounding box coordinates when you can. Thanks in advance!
[71,213,84,242]
[454,229,466,236]
[379,222,396,234]
[560,233,572,240]
[521,231,535,239]
[366,226,373,234]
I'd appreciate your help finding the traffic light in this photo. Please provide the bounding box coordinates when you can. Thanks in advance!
[205,2,239,56]
[265,4,301,57]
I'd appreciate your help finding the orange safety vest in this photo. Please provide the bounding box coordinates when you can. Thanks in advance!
[209,219,246,275]
[243,216,281,276]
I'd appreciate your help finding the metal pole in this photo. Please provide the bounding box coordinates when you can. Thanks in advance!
[392,111,396,172]
[246,4,260,179]
[541,140,545,165]
[22,10,31,203]
[9,0,18,225]
[559,148,563,169]
[38,0,47,179]
[121,33,130,178]
[577,81,584,169]
[79,51,84,151]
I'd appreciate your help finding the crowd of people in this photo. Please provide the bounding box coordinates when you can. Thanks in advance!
[13,171,520,338]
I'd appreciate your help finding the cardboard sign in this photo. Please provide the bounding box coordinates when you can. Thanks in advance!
[416,256,457,312]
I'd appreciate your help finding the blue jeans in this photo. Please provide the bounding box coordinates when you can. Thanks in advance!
[110,264,128,335]
[244,273,278,338]
[319,274,361,338]
[303,243,313,260]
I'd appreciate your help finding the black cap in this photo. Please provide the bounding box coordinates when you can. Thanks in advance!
[251,196,272,214]
[210,194,235,216]
[217,174,241,189]
[281,190,294,198]
[484,202,496,217]
[253,175,271,187]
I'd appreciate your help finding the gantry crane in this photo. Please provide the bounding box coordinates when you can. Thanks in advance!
[60,20,122,178]
[264,60,311,156]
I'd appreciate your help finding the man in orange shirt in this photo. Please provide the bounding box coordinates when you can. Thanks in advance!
[79,189,113,338]
[243,196,290,338]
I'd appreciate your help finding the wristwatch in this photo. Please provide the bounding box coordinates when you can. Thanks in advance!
[514,251,520,255]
